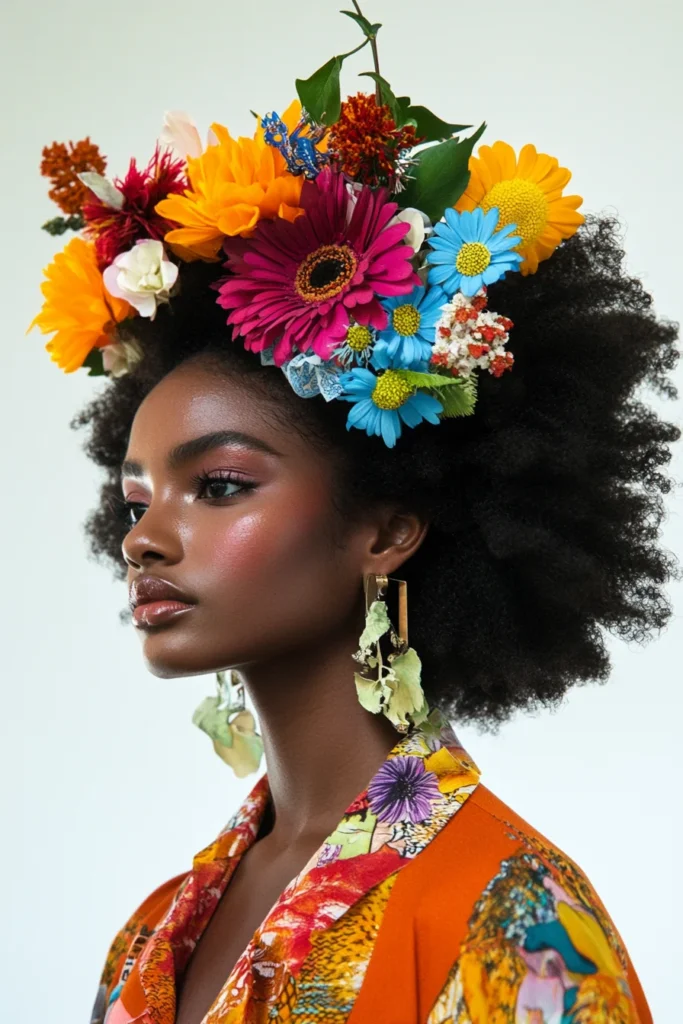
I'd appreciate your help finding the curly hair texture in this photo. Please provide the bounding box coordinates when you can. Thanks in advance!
[71,215,681,726]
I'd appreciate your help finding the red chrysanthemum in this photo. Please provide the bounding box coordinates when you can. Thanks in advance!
[215,167,420,365]
[82,145,187,267]
[327,93,422,188]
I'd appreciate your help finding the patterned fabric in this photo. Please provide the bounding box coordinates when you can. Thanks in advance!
[427,822,641,1024]
[91,720,651,1024]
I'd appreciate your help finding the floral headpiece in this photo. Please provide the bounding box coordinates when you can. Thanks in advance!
[29,6,584,448]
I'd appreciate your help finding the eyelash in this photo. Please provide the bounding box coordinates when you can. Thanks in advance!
[113,470,254,531]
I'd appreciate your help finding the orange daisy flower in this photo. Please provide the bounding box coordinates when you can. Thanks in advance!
[28,236,133,373]
[155,100,307,262]
[455,141,585,274]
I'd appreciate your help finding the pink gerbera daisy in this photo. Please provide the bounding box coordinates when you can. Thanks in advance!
[214,167,420,365]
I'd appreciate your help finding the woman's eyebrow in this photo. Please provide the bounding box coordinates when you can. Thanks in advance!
[121,429,282,478]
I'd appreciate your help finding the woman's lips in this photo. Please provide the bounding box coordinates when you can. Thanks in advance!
[132,599,196,628]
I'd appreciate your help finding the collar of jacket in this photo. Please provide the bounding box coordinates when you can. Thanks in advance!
[123,712,481,1024]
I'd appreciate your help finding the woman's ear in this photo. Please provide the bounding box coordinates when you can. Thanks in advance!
[362,508,429,578]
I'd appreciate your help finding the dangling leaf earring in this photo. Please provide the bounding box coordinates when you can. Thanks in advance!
[353,573,430,732]
[192,670,264,778]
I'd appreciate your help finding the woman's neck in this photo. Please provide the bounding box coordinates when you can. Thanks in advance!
[240,627,398,847]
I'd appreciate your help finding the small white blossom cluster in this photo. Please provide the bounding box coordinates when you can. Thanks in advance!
[430,288,514,379]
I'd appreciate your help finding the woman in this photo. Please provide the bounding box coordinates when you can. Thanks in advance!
[30,17,678,1023]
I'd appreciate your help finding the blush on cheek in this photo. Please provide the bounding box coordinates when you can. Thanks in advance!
[209,491,335,586]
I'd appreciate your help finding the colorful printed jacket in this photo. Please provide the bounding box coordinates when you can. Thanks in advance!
[90,720,651,1024]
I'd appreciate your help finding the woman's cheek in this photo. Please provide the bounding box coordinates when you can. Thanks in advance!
[203,488,333,583]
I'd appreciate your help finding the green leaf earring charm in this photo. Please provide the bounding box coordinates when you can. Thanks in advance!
[192,670,264,778]
[353,573,429,732]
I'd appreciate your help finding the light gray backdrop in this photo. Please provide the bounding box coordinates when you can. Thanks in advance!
[1,0,680,1019]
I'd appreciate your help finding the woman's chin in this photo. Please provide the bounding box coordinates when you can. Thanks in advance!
[137,627,220,680]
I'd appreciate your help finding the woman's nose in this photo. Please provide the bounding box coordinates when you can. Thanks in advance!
[121,502,183,569]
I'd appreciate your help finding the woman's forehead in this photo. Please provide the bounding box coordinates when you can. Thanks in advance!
[126,360,323,468]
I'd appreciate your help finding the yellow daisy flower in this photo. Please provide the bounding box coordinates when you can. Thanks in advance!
[156,100,309,262]
[455,141,585,274]
[28,236,132,373]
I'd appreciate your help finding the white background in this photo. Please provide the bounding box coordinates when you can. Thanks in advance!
[1,0,681,1019]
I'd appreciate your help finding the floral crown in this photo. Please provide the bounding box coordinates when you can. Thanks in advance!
[29,6,584,448]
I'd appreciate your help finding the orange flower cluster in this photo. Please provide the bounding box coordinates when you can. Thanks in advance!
[28,236,132,373]
[40,138,106,215]
[327,93,422,188]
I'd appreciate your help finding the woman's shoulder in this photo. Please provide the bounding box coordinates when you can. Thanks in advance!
[90,870,189,1024]
[417,783,652,1023]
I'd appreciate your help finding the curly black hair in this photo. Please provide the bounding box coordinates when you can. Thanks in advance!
[71,215,681,726]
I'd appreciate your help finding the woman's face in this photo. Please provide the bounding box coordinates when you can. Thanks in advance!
[120,358,371,678]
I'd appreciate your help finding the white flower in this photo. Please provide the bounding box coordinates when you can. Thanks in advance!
[393,208,432,253]
[101,338,144,378]
[103,240,178,319]
[432,289,514,378]
[160,111,218,161]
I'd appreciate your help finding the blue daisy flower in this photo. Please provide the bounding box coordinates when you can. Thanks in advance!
[371,285,448,370]
[332,322,377,368]
[339,366,443,448]
[426,207,523,297]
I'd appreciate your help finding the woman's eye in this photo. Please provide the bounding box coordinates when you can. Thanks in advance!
[125,502,147,527]
[116,474,249,530]
[197,476,245,500]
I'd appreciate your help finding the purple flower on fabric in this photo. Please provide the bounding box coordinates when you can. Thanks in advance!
[317,843,343,867]
[368,755,441,825]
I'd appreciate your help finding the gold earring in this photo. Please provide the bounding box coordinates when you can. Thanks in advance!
[353,572,428,733]
[192,669,264,778]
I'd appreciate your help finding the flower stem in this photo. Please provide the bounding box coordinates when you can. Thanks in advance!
[351,0,381,103]
[344,36,371,60]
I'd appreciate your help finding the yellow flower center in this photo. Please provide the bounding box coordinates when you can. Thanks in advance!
[391,304,421,337]
[295,244,358,303]
[455,242,491,277]
[372,370,415,410]
[346,324,373,352]
[481,179,549,248]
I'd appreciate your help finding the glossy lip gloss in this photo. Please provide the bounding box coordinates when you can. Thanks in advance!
[132,600,195,628]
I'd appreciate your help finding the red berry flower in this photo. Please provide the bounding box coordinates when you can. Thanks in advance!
[328,93,422,188]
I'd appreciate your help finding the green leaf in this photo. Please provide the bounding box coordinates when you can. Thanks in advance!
[82,348,105,376]
[397,121,487,223]
[397,98,471,142]
[295,31,373,125]
[326,811,378,857]
[411,697,431,727]
[341,9,381,38]
[41,213,84,236]
[354,673,383,715]
[395,370,477,418]
[437,380,478,418]
[212,710,264,778]
[296,55,344,124]
[359,599,391,649]
[395,369,462,389]
[384,647,425,729]
[359,71,400,122]
[192,695,234,748]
